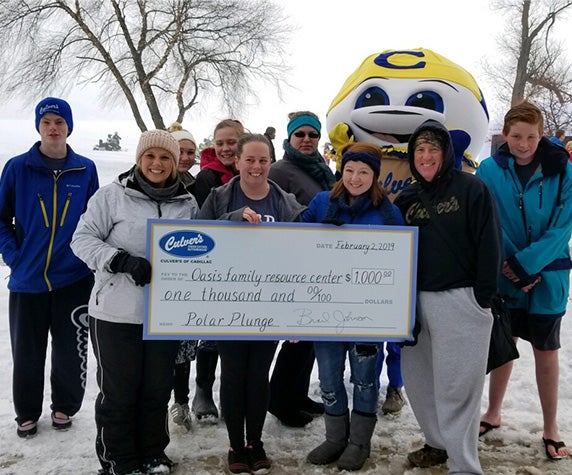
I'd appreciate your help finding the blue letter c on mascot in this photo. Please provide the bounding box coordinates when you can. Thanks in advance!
[374,50,426,70]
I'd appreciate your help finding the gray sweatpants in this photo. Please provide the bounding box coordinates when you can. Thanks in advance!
[403,288,493,475]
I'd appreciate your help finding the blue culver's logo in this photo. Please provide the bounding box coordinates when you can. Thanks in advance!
[159,230,215,257]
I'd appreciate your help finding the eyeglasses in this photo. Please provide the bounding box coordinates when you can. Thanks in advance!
[293,131,320,139]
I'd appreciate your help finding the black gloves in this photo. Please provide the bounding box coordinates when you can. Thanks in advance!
[110,251,151,286]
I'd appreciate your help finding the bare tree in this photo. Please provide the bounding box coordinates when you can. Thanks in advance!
[482,0,572,132]
[0,0,290,131]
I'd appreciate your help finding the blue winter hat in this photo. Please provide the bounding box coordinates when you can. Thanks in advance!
[341,150,381,176]
[35,97,74,135]
[287,114,321,139]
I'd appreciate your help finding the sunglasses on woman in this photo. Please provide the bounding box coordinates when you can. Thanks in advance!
[293,131,320,139]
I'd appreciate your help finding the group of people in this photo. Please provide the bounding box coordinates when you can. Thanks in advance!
[0,96,570,475]
[94,131,122,151]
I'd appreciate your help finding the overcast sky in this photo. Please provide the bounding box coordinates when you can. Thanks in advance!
[189,0,509,143]
[3,0,572,150]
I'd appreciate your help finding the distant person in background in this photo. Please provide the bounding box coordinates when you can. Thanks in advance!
[267,111,336,428]
[168,122,199,432]
[71,129,199,475]
[264,126,276,162]
[549,128,565,148]
[0,97,99,438]
[111,131,121,150]
[192,119,246,422]
[322,142,335,164]
[565,141,572,164]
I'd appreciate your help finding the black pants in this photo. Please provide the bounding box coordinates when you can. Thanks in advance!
[90,317,178,474]
[173,361,190,404]
[217,340,277,450]
[269,340,315,412]
[9,274,93,424]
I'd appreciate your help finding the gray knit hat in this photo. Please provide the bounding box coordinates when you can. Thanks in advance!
[136,130,181,166]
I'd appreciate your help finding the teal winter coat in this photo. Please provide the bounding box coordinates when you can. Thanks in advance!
[476,138,572,317]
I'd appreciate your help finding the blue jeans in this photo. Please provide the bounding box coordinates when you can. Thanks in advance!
[314,341,380,416]
[376,342,403,389]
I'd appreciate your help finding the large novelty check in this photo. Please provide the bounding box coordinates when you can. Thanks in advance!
[144,220,417,342]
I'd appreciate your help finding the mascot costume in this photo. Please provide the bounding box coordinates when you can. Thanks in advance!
[327,48,489,199]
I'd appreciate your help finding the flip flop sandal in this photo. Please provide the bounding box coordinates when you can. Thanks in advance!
[479,421,499,437]
[17,421,37,438]
[51,412,72,430]
[543,437,567,461]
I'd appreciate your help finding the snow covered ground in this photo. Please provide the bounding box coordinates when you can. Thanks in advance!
[0,134,570,474]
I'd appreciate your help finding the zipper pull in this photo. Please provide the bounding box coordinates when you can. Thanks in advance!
[528,225,532,245]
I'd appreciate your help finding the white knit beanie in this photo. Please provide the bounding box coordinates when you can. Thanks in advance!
[136,129,181,166]
[170,129,196,146]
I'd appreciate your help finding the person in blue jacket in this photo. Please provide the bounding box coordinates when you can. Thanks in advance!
[477,100,571,461]
[304,141,404,472]
[0,97,99,438]
[549,128,565,148]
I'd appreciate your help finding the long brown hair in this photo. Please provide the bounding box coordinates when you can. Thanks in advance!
[329,142,386,207]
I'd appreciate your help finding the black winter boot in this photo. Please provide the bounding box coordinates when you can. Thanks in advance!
[306,412,349,465]
[337,411,377,471]
[191,348,219,420]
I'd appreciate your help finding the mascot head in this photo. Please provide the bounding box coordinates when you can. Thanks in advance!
[327,48,489,199]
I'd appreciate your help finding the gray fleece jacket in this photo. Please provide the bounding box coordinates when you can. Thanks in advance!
[198,175,306,222]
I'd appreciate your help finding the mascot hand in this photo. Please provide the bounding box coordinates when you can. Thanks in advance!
[449,129,471,171]
[329,122,355,174]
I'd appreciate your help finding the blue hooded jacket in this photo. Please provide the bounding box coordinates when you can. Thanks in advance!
[0,142,99,292]
[476,137,572,316]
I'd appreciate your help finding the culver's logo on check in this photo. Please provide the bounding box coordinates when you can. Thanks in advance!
[159,230,215,257]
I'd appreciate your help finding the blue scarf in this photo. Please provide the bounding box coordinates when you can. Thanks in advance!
[322,193,398,226]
